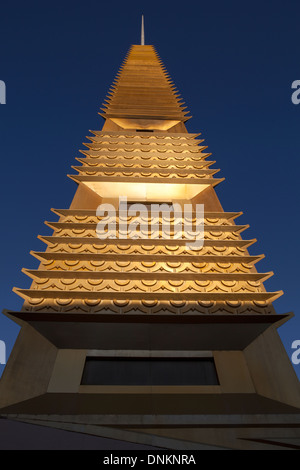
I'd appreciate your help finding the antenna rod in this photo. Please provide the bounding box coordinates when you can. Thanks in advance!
[141,15,145,45]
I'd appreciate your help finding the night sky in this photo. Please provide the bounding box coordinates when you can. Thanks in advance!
[0,0,299,380]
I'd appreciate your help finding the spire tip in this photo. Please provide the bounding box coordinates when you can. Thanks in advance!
[141,15,145,45]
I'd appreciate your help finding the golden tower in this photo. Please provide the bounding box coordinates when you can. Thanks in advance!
[0,42,300,450]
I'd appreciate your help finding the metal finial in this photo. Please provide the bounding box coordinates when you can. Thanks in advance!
[141,15,145,45]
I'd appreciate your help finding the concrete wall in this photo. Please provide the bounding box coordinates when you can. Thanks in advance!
[0,322,57,408]
[244,325,300,408]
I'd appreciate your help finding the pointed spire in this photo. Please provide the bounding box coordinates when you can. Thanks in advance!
[100,45,191,122]
[141,15,145,45]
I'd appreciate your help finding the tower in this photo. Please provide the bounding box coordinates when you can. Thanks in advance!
[0,39,300,450]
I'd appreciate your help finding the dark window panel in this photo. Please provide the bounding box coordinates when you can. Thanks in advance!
[81,357,219,386]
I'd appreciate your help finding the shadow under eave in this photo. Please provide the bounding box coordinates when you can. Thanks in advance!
[3,310,292,350]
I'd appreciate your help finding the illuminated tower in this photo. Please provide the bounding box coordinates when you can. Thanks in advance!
[0,41,299,450]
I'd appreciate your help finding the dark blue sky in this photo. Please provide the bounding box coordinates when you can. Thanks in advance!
[0,0,299,379]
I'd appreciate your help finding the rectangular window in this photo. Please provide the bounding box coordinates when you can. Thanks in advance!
[81,357,219,386]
